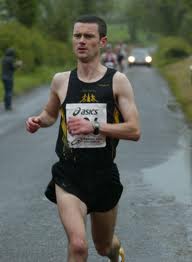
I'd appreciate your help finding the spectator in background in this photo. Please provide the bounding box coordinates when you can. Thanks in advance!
[101,43,117,69]
[1,48,22,111]
[115,43,127,72]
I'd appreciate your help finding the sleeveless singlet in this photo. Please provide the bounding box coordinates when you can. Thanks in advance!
[55,68,122,168]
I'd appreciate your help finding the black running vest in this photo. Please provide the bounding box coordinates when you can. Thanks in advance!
[55,68,122,167]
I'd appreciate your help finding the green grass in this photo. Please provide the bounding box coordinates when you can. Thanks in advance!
[0,64,72,102]
[159,57,192,122]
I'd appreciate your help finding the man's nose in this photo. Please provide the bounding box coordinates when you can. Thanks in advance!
[79,35,86,43]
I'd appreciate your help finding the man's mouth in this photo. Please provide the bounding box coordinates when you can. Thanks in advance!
[77,47,87,52]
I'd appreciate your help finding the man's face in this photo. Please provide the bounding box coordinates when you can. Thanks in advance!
[72,22,106,63]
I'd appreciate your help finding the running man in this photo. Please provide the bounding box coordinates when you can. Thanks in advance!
[26,15,140,262]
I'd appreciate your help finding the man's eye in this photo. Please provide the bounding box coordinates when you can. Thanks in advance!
[73,34,94,39]
[74,34,81,38]
[84,34,93,39]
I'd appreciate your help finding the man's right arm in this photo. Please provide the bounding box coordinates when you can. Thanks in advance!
[26,74,61,133]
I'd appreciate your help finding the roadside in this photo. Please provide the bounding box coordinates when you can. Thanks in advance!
[0,85,49,136]
[160,56,192,123]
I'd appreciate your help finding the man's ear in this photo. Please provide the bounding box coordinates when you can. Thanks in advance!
[100,36,107,48]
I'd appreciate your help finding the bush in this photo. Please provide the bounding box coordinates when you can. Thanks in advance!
[154,36,192,66]
[0,22,37,71]
[45,39,75,67]
[179,12,192,43]
[0,21,73,72]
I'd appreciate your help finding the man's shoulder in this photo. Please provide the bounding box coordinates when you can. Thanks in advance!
[113,71,127,81]
[53,71,71,81]
[51,71,71,91]
[113,71,132,93]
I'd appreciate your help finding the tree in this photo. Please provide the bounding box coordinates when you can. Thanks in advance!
[37,0,80,41]
[122,0,192,43]
[37,0,113,41]
[0,0,9,21]
[6,0,38,27]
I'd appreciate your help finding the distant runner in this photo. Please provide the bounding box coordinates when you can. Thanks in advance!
[115,42,127,72]
[101,44,117,69]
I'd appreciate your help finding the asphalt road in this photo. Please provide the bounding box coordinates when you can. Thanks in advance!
[0,66,192,262]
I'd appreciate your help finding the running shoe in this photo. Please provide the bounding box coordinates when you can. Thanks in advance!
[108,246,125,262]
[118,247,125,262]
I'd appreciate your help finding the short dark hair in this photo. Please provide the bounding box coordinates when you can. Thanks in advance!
[74,15,107,38]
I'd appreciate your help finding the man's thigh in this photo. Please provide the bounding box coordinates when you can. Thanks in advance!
[55,184,87,240]
[90,205,118,246]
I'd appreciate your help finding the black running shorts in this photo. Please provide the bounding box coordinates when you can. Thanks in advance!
[45,160,123,214]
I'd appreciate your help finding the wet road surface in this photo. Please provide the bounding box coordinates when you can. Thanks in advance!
[0,66,192,261]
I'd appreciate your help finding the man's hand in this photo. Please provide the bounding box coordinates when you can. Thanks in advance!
[67,117,94,135]
[15,60,23,68]
[26,116,41,133]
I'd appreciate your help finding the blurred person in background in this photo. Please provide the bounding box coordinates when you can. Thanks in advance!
[101,43,117,69]
[1,48,22,111]
[115,42,127,72]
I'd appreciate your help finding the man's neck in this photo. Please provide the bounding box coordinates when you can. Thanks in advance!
[77,60,106,83]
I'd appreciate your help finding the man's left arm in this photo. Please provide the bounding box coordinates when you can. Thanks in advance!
[99,72,141,141]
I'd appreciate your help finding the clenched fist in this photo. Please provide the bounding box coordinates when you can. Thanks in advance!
[67,116,94,135]
[26,116,41,133]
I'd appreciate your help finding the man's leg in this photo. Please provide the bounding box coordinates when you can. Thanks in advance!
[55,184,88,262]
[90,205,121,262]
[3,79,13,110]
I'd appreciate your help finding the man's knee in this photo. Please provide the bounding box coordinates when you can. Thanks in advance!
[69,236,88,257]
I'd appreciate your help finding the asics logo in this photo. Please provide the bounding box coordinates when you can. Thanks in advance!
[72,107,98,116]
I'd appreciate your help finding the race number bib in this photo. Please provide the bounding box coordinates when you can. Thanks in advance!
[66,103,107,148]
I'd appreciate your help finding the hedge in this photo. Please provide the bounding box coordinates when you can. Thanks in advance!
[0,21,75,72]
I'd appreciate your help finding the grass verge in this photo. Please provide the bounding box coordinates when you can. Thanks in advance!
[159,56,192,122]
